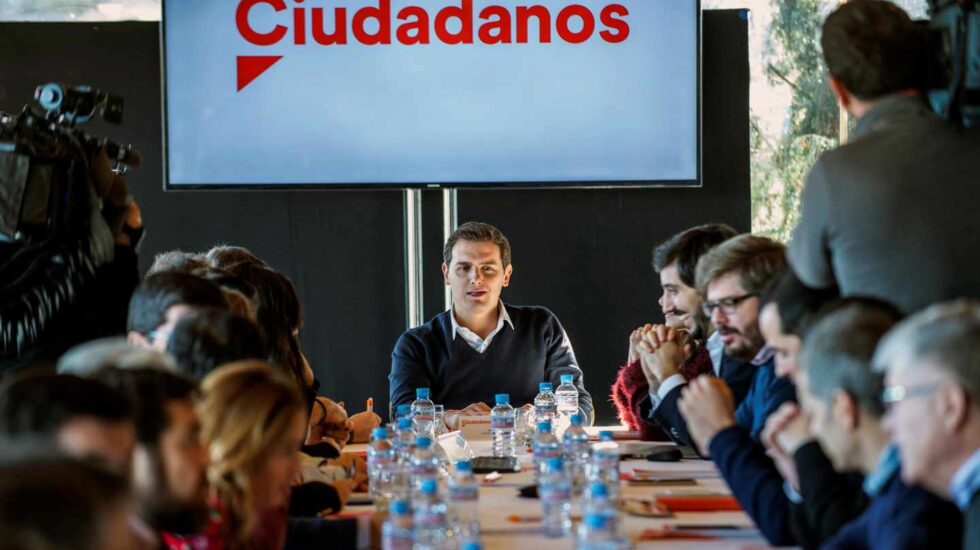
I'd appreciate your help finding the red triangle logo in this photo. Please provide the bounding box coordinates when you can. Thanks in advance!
[236,55,283,92]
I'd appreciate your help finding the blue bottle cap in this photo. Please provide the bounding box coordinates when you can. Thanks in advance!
[415,436,432,447]
[391,500,410,515]
[546,456,563,470]
[570,413,583,426]
[495,393,510,405]
[416,388,430,399]
[539,382,553,392]
[456,460,472,472]
[398,418,412,430]
[560,374,574,384]
[372,427,388,440]
[396,404,411,416]
[599,430,615,441]
[584,513,609,529]
[461,542,482,550]
[589,481,608,497]
[421,479,438,494]
[537,420,552,432]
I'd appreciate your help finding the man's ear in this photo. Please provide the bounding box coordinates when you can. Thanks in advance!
[127,331,150,348]
[938,382,970,434]
[832,390,859,431]
[442,263,450,286]
[828,76,851,110]
[502,264,513,288]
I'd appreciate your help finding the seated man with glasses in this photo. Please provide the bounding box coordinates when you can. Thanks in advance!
[801,302,962,549]
[873,301,980,549]
[639,235,794,451]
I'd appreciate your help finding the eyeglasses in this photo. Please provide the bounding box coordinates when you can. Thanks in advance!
[881,383,940,405]
[701,293,758,317]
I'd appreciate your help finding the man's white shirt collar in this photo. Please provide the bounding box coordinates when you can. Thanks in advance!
[451,302,513,354]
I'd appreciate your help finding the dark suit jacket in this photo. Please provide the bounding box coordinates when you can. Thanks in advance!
[789,441,869,549]
[967,492,980,550]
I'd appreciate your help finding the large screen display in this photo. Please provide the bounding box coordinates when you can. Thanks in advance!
[163,0,700,188]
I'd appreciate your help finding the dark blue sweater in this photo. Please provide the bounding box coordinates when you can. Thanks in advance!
[821,470,963,550]
[388,304,593,422]
[706,361,797,546]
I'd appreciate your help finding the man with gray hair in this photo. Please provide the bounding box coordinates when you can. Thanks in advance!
[874,300,980,549]
[799,302,961,548]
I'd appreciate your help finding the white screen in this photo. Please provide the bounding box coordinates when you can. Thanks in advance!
[163,0,699,187]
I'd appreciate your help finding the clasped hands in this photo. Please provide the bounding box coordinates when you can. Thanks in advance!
[629,324,691,391]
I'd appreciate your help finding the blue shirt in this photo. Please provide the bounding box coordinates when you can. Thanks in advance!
[863,444,901,497]
[951,449,980,510]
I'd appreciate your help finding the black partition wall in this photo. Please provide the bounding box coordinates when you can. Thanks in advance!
[0,10,749,423]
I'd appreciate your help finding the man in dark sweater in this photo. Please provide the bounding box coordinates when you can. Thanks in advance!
[801,303,962,549]
[388,222,593,422]
[873,301,980,550]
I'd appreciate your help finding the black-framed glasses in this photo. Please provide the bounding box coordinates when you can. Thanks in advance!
[881,384,940,406]
[701,293,758,317]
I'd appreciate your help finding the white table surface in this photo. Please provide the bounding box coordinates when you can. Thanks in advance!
[341,433,772,549]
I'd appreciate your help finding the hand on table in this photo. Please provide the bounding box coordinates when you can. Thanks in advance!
[445,402,492,431]
[677,375,736,456]
[761,403,813,492]
[329,454,368,489]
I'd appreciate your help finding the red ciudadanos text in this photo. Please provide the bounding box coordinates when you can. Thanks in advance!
[236,0,631,47]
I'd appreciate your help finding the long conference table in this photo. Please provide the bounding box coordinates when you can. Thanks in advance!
[339,427,770,549]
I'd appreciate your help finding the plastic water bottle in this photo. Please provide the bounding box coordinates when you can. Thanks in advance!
[534,382,558,427]
[393,418,415,461]
[562,413,590,493]
[532,420,561,482]
[539,457,572,537]
[576,513,630,550]
[448,460,480,539]
[590,431,621,497]
[396,403,412,420]
[490,393,516,457]
[368,427,395,509]
[413,479,450,550]
[411,388,436,438]
[411,436,440,495]
[581,481,619,533]
[388,419,415,500]
[555,374,579,437]
[382,499,413,550]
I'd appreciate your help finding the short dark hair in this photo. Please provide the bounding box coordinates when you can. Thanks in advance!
[821,0,925,101]
[443,222,512,268]
[166,309,267,380]
[205,245,268,270]
[0,372,132,440]
[0,451,130,550]
[146,250,209,277]
[653,224,739,287]
[760,270,840,337]
[127,272,228,335]
[224,263,306,385]
[92,367,197,446]
[801,300,902,418]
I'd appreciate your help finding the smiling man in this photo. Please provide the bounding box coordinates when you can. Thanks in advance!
[388,222,593,423]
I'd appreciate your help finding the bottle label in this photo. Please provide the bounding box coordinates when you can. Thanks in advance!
[491,417,515,430]
[449,485,479,502]
[540,484,572,502]
[536,404,557,415]
[413,464,438,476]
[382,534,413,550]
[414,512,445,528]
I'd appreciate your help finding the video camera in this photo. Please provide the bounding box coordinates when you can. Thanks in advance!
[0,83,140,244]
[924,0,980,128]
[0,84,140,359]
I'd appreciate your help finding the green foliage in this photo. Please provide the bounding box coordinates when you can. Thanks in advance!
[751,0,839,242]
